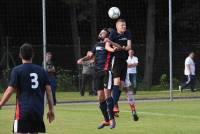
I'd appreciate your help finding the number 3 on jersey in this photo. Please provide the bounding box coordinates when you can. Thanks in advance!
[30,73,39,89]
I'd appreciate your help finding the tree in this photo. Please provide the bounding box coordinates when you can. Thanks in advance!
[142,0,156,88]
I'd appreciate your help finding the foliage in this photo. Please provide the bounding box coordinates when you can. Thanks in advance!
[160,74,168,89]
[56,68,77,91]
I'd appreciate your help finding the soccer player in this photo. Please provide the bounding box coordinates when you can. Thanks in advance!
[105,19,132,116]
[77,28,117,129]
[0,43,55,134]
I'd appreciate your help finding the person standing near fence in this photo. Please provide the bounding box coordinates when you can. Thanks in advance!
[77,56,95,96]
[179,52,196,92]
[126,49,138,94]
[46,52,57,105]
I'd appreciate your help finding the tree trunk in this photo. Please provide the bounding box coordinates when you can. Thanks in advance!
[69,2,80,69]
[142,0,156,89]
[90,0,97,47]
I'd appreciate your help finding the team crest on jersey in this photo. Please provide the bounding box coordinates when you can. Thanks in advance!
[96,46,104,50]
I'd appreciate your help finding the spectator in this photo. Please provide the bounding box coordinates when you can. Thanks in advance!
[46,52,57,105]
[179,52,196,92]
[126,49,138,94]
[77,54,95,96]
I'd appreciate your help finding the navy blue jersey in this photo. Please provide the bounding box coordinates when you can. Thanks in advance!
[109,30,132,60]
[91,42,112,71]
[9,63,50,120]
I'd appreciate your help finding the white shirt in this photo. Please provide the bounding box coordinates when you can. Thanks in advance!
[184,57,195,75]
[127,56,138,74]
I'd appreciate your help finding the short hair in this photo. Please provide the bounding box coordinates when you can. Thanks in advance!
[116,19,126,23]
[20,43,33,60]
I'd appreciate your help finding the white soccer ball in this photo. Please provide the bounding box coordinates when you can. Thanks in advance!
[108,7,121,19]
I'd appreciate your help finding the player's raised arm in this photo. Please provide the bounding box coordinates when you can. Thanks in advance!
[0,86,15,109]
[45,85,55,123]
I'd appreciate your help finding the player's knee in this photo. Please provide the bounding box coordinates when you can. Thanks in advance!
[98,90,105,102]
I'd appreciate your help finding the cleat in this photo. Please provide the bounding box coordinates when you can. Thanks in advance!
[97,121,109,129]
[109,119,116,129]
[132,113,139,121]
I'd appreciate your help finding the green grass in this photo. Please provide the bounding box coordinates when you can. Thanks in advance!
[1,90,200,105]
[0,100,200,134]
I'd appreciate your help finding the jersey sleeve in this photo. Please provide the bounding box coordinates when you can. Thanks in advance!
[8,68,18,88]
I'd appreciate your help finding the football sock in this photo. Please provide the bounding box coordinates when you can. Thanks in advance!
[112,85,120,105]
[99,101,109,122]
[106,97,114,120]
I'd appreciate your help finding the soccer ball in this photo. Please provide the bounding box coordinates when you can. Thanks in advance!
[108,7,121,19]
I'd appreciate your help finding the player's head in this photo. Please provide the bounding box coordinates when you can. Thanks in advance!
[98,28,109,41]
[116,19,126,33]
[19,43,33,61]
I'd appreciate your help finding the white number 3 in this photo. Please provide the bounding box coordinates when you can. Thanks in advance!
[30,73,39,89]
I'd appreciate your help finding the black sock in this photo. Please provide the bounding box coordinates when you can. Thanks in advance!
[99,101,109,122]
[106,97,114,120]
[112,85,120,105]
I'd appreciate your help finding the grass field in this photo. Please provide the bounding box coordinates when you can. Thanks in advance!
[0,100,200,134]
[1,90,200,105]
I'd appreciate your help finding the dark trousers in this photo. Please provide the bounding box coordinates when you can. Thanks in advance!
[181,75,196,91]
[129,73,137,94]
[49,78,57,105]
[80,74,95,96]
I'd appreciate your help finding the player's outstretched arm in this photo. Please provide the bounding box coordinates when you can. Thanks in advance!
[45,85,55,123]
[0,86,15,109]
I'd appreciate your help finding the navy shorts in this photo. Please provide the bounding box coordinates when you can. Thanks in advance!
[95,70,112,90]
[13,111,46,133]
[111,57,127,82]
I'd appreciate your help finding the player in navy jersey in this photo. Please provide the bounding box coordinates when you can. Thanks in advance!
[77,28,118,129]
[105,19,134,118]
[0,43,55,134]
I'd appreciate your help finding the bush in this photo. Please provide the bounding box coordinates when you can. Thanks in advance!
[160,74,168,89]
[56,68,77,91]
[173,78,180,90]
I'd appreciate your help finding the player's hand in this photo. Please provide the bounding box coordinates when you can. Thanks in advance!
[77,59,82,64]
[113,47,118,52]
[47,110,55,123]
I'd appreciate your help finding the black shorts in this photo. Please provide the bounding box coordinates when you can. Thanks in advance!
[95,70,112,90]
[111,57,127,81]
[13,116,46,133]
